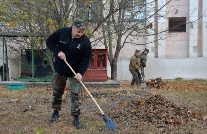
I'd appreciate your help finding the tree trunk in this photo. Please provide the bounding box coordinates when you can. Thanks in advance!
[111,35,122,80]
[111,61,117,80]
[154,0,158,58]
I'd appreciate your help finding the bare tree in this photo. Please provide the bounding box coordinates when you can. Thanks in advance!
[86,0,173,80]
[0,0,78,74]
[154,0,158,58]
[1,0,175,80]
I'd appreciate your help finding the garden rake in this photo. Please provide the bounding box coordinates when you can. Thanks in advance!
[64,60,116,131]
[136,70,147,89]
[139,70,148,89]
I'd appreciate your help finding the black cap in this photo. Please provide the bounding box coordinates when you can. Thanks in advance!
[135,49,141,53]
[144,48,149,52]
[73,19,86,30]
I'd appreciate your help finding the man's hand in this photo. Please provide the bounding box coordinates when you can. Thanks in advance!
[136,69,140,73]
[58,51,66,60]
[74,73,82,81]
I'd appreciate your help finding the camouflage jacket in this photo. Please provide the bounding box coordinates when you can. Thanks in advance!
[129,54,140,71]
[140,52,147,67]
[46,27,92,77]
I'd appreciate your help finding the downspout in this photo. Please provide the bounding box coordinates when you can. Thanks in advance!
[2,36,5,81]
[31,40,34,87]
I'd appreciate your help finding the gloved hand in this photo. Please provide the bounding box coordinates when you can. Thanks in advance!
[135,69,140,73]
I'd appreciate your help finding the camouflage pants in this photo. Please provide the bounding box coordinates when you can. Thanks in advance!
[140,67,145,80]
[51,73,81,116]
[130,70,142,85]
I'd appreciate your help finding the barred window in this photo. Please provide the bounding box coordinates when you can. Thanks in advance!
[169,17,186,32]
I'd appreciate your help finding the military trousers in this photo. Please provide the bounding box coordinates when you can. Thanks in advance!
[51,73,81,116]
[140,66,145,80]
[130,70,141,85]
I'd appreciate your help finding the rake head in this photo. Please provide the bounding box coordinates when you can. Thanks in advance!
[141,82,148,89]
[103,115,116,131]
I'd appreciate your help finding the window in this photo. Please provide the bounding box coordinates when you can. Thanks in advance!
[123,0,146,24]
[169,17,186,32]
[120,0,134,11]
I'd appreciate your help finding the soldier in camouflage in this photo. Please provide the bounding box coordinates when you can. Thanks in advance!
[46,19,92,129]
[140,48,149,81]
[129,50,141,87]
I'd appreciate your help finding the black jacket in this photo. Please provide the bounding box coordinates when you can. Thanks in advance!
[46,27,92,77]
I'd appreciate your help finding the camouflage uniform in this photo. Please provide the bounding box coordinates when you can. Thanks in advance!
[46,19,91,129]
[52,73,81,116]
[140,48,149,80]
[129,50,141,86]
[46,22,92,118]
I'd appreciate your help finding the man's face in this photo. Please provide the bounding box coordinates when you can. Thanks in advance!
[72,26,85,38]
[136,52,141,57]
[144,51,149,55]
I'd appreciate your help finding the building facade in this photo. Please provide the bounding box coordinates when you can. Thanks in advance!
[1,0,207,81]
[115,0,207,80]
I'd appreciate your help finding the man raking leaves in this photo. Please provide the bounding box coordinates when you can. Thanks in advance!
[46,19,116,131]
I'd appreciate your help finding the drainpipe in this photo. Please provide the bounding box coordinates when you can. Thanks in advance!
[31,40,34,87]
[2,36,5,81]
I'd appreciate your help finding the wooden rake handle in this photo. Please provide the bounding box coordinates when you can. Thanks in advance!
[64,60,104,115]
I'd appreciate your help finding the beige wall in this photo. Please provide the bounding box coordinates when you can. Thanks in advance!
[166,0,189,57]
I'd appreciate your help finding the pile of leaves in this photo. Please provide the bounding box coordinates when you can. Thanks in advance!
[107,94,197,132]
[145,77,164,89]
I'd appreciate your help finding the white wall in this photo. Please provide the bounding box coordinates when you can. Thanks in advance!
[203,0,207,57]
[111,57,207,81]
[189,0,198,57]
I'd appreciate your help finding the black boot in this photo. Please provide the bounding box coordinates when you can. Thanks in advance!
[73,115,82,129]
[50,110,59,122]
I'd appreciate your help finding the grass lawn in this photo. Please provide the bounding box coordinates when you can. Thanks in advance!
[0,79,207,134]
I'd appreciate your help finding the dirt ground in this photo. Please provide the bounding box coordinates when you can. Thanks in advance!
[0,79,207,134]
